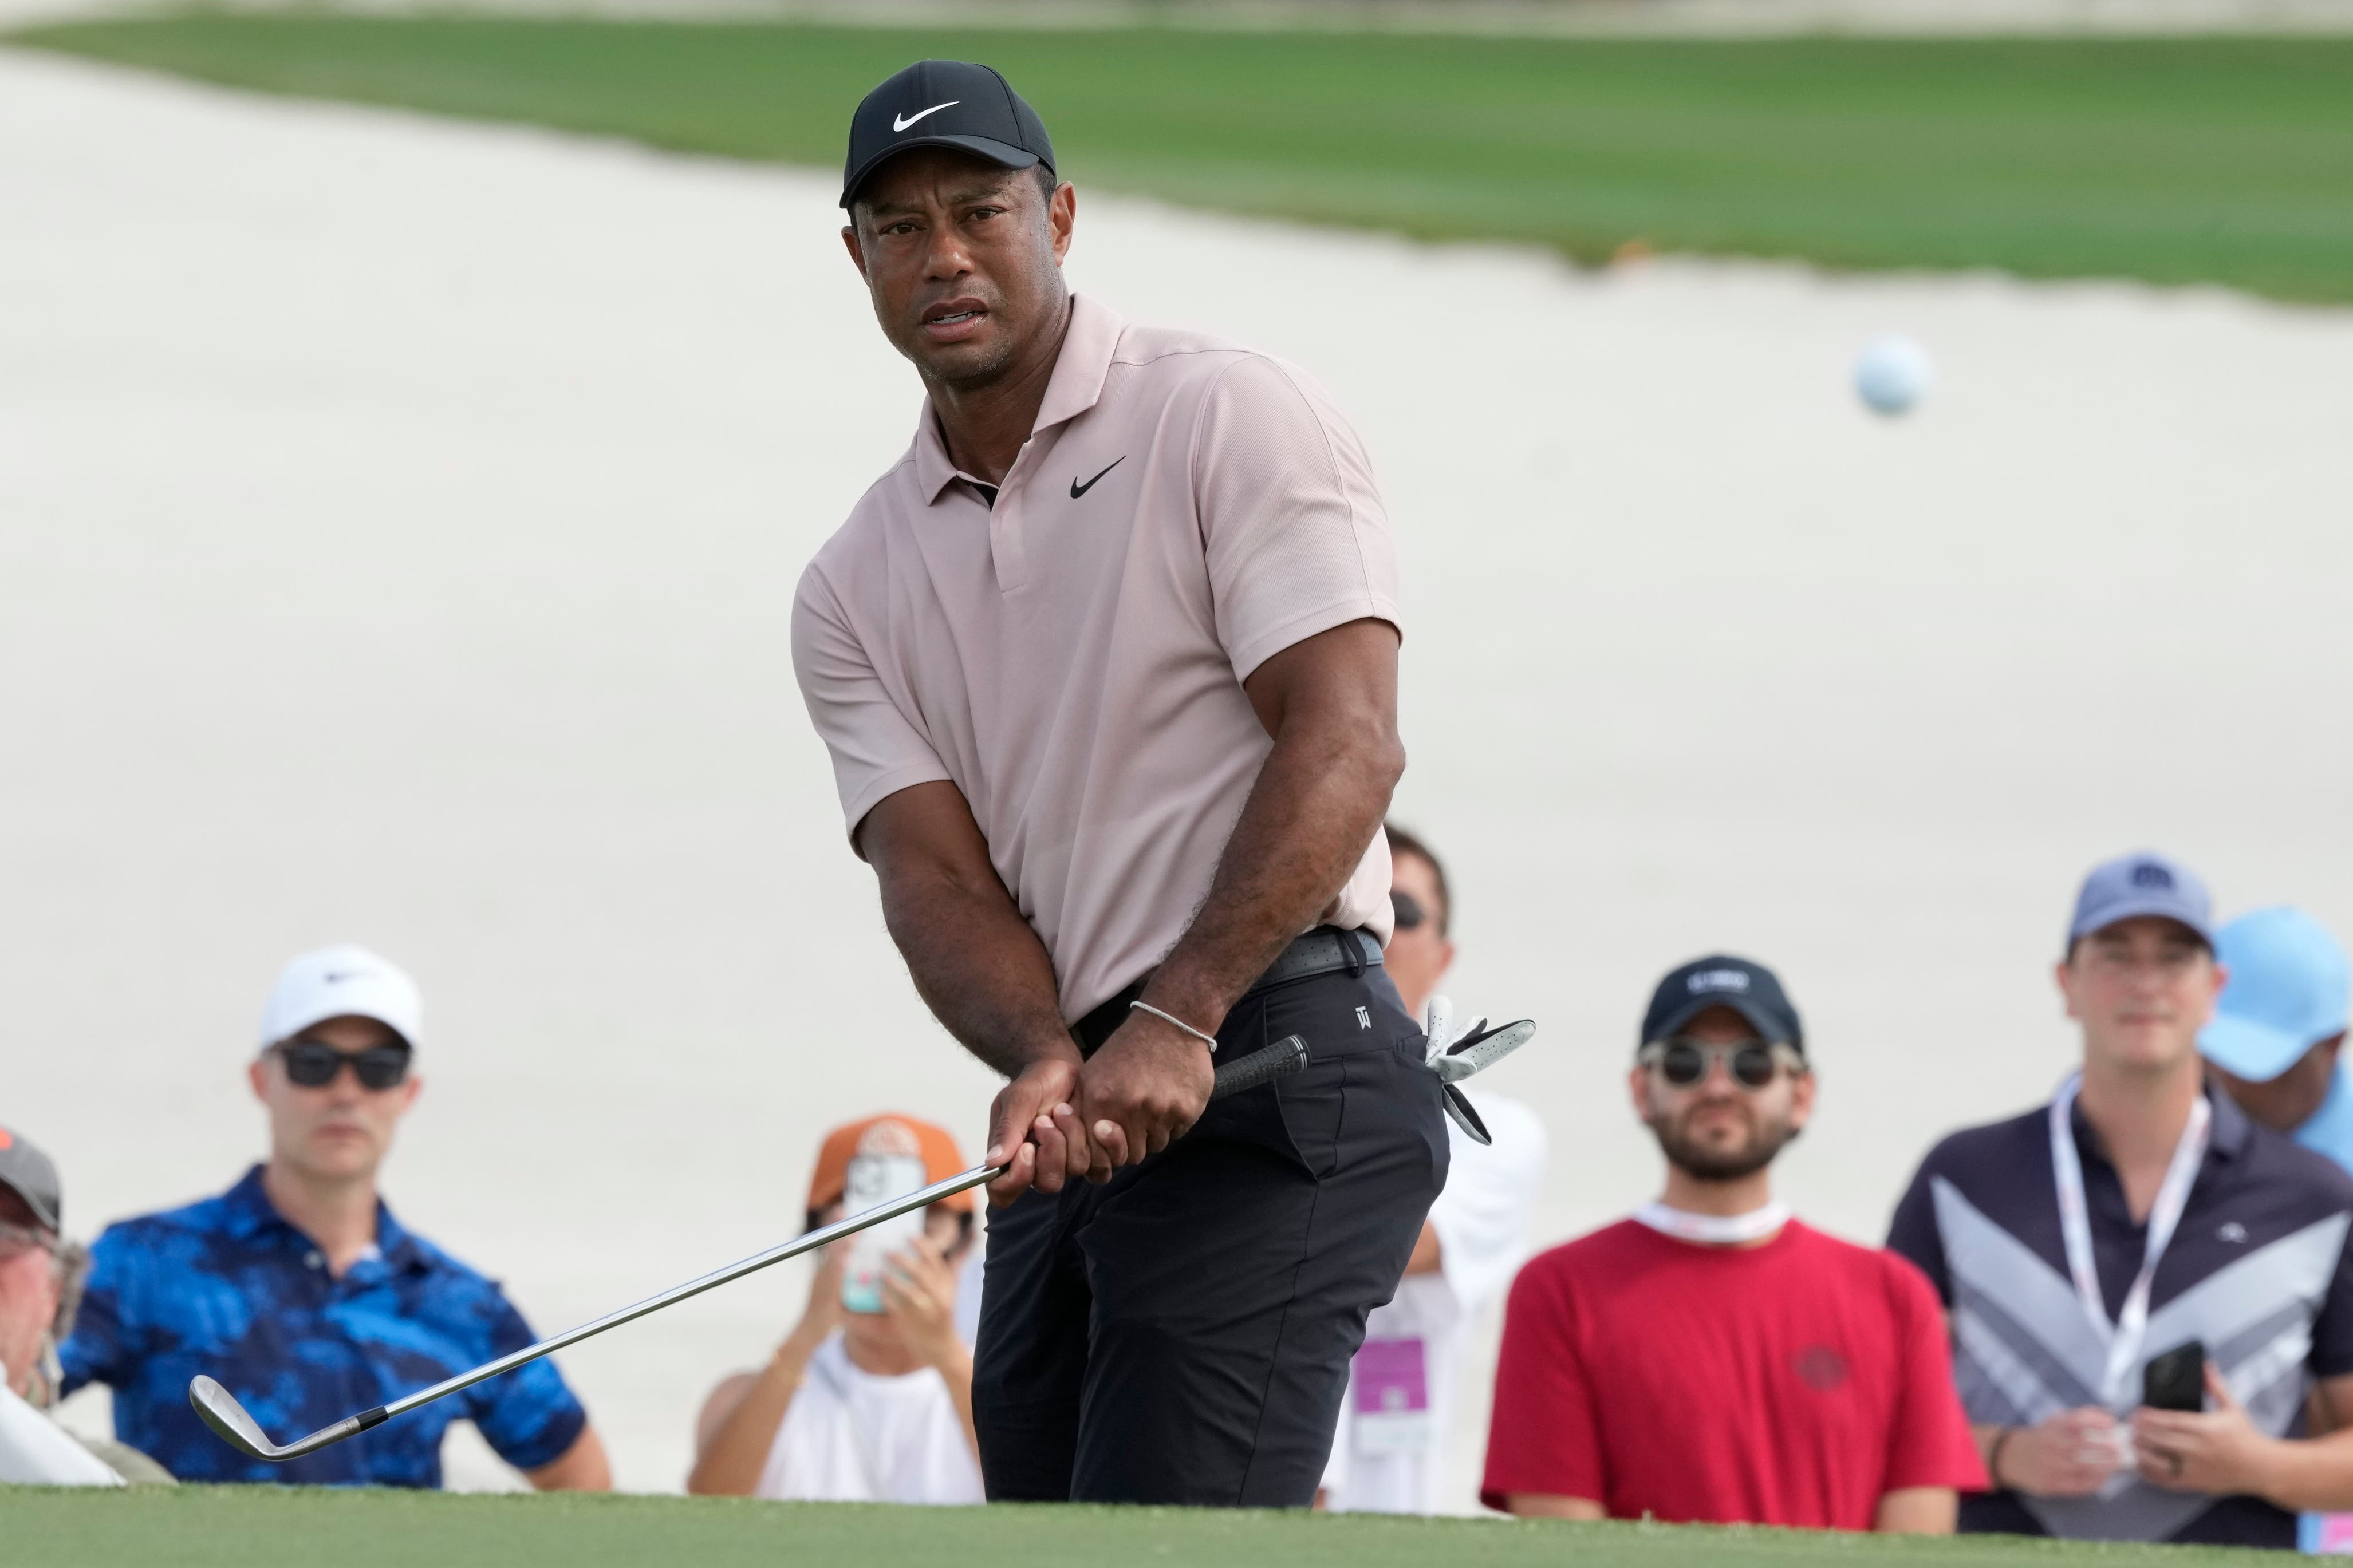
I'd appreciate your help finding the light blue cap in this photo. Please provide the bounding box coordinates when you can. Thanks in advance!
[2201,906,2351,1083]
[2067,850,2215,953]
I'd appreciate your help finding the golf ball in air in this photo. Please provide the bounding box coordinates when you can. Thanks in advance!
[1853,335,1934,416]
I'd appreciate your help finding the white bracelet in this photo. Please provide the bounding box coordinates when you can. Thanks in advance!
[1129,1001,1219,1053]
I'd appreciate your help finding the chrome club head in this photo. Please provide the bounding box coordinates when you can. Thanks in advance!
[189,1375,387,1463]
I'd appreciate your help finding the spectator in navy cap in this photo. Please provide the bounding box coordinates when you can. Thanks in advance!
[1890,852,2353,1549]
[1483,955,1982,1533]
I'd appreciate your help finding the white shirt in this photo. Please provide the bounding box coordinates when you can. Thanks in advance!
[0,1384,124,1487]
[754,1333,983,1505]
[1322,1093,1546,1514]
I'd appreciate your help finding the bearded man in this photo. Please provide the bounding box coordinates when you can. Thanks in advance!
[1481,955,1984,1533]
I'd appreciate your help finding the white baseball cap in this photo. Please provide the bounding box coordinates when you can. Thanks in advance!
[258,944,423,1052]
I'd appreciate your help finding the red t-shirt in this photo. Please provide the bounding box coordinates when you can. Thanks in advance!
[1481,1218,1985,1529]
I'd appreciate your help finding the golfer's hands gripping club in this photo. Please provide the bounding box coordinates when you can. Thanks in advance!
[984,1052,1090,1205]
[984,1018,1280,1203]
[1078,1008,1217,1174]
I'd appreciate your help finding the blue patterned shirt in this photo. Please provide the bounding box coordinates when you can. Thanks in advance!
[60,1166,588,1487]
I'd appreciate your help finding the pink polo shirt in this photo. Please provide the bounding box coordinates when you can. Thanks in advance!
[792,295,1400,1022]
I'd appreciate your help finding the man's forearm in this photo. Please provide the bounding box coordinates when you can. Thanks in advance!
[879,862,1075,1077]
[2253,1429,2353,1512]
[1146,708,1402,1030]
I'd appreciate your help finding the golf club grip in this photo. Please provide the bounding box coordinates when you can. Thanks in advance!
[1211,1033,1308,1098]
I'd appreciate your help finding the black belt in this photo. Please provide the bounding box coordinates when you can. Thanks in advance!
[1072,926,1384,1056]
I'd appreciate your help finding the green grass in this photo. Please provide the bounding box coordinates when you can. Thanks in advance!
[10,18,2353,303]
[0,1484,2295,1567]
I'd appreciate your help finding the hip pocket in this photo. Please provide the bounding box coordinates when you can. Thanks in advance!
[1275,1049,1350,1179]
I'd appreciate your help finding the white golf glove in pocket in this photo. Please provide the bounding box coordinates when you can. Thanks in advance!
[1419,996,1535,1145]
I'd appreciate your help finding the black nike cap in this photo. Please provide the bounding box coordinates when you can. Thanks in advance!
[841,60,1055,211]
[1638,955,1805,1054]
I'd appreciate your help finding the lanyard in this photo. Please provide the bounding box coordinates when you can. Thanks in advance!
[1631,1200,1790,1246]
[2048,1072,2211,1407]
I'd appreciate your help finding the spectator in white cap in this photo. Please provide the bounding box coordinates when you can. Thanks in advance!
[60,946,613,1490]
[2201,909,2353,1175]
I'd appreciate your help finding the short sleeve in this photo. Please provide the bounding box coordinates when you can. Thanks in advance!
[1478,1255,1604,1511]
[1192,354,1400,682]
[790,564,952,850]
[462,1293,589,1474]
[1429,1097,1548,1317]
[1878,1252,1987,1494]
[57,1225,139,1396]
[1885,1159,1952,1305]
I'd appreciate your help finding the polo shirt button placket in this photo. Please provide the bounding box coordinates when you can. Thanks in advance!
[990,448,1030,594]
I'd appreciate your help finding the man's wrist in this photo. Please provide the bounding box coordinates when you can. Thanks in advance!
[1134,975,1231,1044]
[1014,1038,1085,1073]
[2247,1433,2294,1506]
[1984,1426,2016,1490]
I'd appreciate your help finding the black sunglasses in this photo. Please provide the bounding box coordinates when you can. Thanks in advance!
[1390,890,1426,931]
[273,1038,412,1091]
[1638,1038,1803,1091]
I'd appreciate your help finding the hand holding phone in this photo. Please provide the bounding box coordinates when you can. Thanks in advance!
[2142,1339,2207,1413]
[839,1152,929,1314]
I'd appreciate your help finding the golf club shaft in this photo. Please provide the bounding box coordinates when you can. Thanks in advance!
[374,1033,1313,1431]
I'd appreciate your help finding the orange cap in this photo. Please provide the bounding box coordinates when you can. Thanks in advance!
[807,1114,974,1215]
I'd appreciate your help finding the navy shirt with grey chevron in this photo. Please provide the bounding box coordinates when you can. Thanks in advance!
[59,1166,588,1487]
[1889,1086,2353,1548]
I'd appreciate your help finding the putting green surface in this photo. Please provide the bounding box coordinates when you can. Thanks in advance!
[10,18,2353,304]
[0,1484,2289,1567]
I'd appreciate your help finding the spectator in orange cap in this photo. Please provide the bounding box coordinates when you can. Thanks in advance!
[687,1115,982,1502]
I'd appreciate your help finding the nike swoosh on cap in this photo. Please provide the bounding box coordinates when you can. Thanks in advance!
[893,102,959,133]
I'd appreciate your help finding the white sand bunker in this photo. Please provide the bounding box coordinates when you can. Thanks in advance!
[5,45,2351,1501]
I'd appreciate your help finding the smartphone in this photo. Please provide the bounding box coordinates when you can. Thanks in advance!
[2143,1338,2207,1412]
[839,1152,928,1315]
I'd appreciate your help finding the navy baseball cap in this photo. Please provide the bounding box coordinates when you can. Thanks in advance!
[2201,907,2351,1081]
[1639,955,1804,1054]
[2066,850,2214,954]
[841,60,1055,210]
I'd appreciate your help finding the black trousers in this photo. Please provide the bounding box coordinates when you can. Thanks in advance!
[971,961,1448,1506]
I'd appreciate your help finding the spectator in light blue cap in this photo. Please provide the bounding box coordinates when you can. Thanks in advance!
[2202,908,2353,1174]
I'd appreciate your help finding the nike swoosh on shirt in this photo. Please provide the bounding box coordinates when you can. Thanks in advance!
[893,102,959,132]
[1070,457,1125,498]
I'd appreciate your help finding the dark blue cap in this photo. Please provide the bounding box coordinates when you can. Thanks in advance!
[841,60,1055,210]
[2066,850,2214,954]
[1639,955,1804,1054]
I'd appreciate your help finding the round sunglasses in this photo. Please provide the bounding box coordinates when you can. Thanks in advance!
[1637,1038,1806,1091]
[272,1037,413,1092]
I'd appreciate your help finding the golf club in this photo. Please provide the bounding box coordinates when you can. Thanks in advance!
[189,1032,1311,1463]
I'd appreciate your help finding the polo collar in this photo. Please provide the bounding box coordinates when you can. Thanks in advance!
[219,1164,427,1271]
[2066,1079,2252,1170]
[911,293,1125,505]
